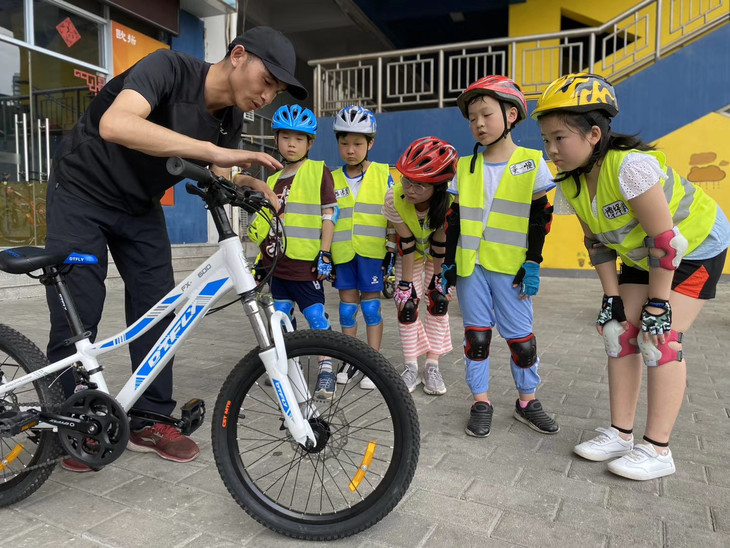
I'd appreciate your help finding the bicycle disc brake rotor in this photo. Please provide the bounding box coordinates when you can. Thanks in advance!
[289,408,349,458]
[58,390,130,468]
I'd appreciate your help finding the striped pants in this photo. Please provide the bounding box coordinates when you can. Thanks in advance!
[394,254,453,361]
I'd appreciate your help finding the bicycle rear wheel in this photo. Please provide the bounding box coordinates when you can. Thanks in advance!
[212,330,419,540]
[0,324,64,506]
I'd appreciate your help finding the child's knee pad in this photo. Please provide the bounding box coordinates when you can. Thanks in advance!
[507,334,538,369]
[464,326,492,361]
[274,299,295,321]
[360,298,382,326]
[338,301,359,328]
[603,321,640,358]
[637,330,683,366]
[303,303,330,330]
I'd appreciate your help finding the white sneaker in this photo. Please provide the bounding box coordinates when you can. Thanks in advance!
[400,367,421,393]
[574,426,634,461]
[607,443,676,481]
[422,363,446,395]
[336,362,356,385]
[359,376,376,390]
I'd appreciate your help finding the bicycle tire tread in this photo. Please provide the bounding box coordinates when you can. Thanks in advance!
[212,329,420,540]
[0,324,64,507]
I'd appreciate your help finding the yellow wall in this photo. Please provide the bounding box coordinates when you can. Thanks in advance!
[507,0,729,92]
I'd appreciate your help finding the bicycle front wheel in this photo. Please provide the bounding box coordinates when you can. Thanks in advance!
[0,324,64,506]
[212,330,420,540]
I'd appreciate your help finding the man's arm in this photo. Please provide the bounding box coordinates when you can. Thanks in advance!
[99,89,282,171]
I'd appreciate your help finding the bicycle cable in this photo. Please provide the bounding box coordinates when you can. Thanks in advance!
[205,201,285,316]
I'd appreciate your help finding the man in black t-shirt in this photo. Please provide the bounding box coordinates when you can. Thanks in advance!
[46,27,306,472]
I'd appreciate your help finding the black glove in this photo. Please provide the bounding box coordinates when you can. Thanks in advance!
[382,251,395,272]
[253,260,267,284]
[427,274,449,316]
[596,295,627,326]
[641,298,672,335]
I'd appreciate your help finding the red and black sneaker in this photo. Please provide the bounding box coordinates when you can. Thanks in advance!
[127,423,199,462]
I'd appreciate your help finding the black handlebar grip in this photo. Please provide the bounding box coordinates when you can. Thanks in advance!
[166,157,215,185]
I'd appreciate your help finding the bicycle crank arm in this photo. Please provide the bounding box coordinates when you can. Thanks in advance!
[39,412,100,434]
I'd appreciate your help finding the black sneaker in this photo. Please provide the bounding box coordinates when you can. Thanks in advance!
[465,401,493,438]
[513,399,559,434]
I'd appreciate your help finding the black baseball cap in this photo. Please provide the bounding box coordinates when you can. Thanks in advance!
[227,26,308,100]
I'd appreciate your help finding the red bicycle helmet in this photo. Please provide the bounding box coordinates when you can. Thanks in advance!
[396,137,458,184]
[456,75,528,123]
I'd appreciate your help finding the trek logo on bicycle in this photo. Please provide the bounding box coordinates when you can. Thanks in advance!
[272,379,292,417]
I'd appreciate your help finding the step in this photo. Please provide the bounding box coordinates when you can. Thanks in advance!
[0,243,259,301]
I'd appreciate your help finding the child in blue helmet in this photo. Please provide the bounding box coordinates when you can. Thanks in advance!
[330,106,395,390]
[248,105,339,399]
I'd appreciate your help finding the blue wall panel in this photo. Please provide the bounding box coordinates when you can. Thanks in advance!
[164,10,208,244]
[311,23,730,169]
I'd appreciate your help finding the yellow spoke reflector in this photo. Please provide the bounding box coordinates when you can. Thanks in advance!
[0,444,25,471]
[349,440,376,491]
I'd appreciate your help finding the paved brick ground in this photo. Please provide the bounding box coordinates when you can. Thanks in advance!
[0,274,729,547]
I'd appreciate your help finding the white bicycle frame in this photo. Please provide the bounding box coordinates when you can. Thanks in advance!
[1,236,317,446]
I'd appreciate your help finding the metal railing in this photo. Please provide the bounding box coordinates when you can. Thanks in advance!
[309,0,729,116]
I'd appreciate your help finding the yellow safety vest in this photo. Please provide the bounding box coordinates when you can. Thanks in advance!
[392,183,452,258]
[564,149,716,270]
[248,160,325,261]
[456,147,543,276]
[331,163,390,263]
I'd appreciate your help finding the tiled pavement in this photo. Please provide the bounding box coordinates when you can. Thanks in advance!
[0,273,729,547]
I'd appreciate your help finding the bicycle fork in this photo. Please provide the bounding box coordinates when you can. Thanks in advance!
[242,297,317,448]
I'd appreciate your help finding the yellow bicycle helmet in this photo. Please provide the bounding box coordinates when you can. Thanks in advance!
[531,73,619,120]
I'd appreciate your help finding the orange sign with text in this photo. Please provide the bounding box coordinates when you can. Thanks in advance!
[111,21,174,205]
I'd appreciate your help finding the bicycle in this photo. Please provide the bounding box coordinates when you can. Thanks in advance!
[0,158,420,540]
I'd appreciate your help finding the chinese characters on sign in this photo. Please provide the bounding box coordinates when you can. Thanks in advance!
[115,27,137,46]
[56,17,81,48]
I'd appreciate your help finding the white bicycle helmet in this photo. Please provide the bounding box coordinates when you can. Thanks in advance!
[333,106,377,136]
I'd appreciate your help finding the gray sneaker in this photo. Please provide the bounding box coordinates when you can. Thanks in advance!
[400,367,421,393]
[422,364,446,395]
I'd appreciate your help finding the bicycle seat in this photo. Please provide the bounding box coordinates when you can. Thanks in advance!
[0,246,96,274]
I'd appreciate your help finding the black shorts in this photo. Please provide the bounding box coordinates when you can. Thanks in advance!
[618,249,727,299]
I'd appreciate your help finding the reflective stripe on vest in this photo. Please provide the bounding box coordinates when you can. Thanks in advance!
[455,147,542,276]
[247,160,325,261]
[331,163,390,263]
[564,149,716,270]
[392,183,452,257]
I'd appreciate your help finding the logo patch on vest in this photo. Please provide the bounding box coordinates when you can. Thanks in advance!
[509,159,536,176]
[602,201,629,219]
[335,188,350,199]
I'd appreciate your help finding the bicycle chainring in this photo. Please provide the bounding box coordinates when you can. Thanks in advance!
[57,389,130,469]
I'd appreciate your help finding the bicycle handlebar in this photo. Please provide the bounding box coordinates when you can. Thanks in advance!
[165,157,216,185]
[166,157,272,214]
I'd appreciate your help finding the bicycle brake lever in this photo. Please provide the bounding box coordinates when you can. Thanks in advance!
[185,182,206,199]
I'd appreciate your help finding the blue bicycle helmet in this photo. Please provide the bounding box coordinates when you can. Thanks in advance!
[333,106,377,136]
[271,105,318,136]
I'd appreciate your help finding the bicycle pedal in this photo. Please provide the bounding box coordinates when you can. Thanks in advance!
[180,398,205,436]
[0,409,40,437]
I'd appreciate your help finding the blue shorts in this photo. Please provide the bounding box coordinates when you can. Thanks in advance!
[271,277,325,311]
[333,255,384,292]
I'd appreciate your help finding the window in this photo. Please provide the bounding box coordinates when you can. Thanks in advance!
[33,0,105,67]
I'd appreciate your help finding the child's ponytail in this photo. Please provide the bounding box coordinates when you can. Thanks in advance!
[426,182,451,231]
